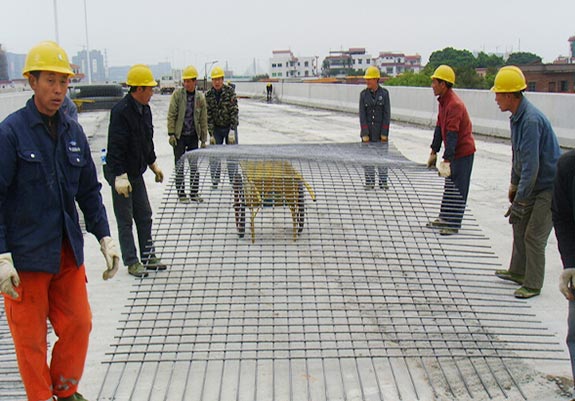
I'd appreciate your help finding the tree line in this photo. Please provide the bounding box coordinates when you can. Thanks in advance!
[385,47,542,89]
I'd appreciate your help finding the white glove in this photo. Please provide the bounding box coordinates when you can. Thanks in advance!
[100,237,120,281]
[427,153,437,168]
[228,130,236,145]
[149,162,164,183]
[0,253,20,299]
[438,161,451,177]
[115,173,132,198]
[559,268,575,301]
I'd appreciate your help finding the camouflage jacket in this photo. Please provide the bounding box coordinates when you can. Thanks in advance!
[205,85,238,135]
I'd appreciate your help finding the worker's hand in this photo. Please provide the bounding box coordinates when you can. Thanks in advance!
[228,130,236,145]
[114,173,132,198]
[149,162,164,183]
[99,236,120,281]
[559,268,575,301]
[0,253,20,299]
[427,153,437,169]
[168,134,177,148]
[210,136,216,145]
[380,135,388,143]
[438,161,451,177]
[508,184,518,203]
[508,201,529,225]
[361,136,370,143]
[200,141,206,149]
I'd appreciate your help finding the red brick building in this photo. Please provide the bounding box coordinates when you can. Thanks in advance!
[520,63,575,93]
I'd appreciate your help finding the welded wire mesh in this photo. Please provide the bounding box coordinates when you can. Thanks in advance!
[94,142,563,401]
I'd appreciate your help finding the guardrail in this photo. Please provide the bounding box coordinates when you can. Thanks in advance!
[236,82,575,148]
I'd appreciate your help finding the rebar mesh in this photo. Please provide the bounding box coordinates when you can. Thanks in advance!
[0,142,562,401]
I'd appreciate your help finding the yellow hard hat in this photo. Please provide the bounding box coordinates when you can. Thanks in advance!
[211,66,225,79]
[22,40,74,77]
[364,66,381,79]
[182,65,198,80]
[126,64,157,87]
[431,65,455,85]
[491,65,527,93]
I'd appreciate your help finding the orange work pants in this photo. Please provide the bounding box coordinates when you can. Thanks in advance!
[3,241,92,401]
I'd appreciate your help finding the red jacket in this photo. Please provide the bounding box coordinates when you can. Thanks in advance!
[436,89,475,159]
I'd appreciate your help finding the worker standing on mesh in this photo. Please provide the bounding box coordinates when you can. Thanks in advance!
[266,82,273,102]
[206,66,239,188]
[0,41,120,401]
[359,65,391,190]
[105,64,166,278]
[425,65,476,236]
[492,66,560,299]
[167,65,208,203]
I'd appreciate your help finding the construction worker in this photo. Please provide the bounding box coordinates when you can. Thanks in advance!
[167,65,208,203]
[552,149,575,398]
[359,65,391,190]
[266,82,273,102]
[425,65,476,236]
[206,66,239,188]
[104,64,166,278]
[492,65,560,299]
[0,41,120,401]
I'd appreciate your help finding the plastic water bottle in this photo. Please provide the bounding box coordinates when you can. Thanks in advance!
[101,148,107,166]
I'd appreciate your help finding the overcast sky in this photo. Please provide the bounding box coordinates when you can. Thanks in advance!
[2,0,574,75]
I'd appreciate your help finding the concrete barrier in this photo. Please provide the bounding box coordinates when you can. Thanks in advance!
[236,82,575,148]
[0,92,30,121]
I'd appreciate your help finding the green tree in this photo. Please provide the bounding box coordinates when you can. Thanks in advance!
[384,72,430,87]
[475,51,504,68]
[321,59,331,77]
[424,47,476,75]
[506,52,542,65]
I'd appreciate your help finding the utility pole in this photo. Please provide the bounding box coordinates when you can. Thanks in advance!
[83,0,92,84]
[53,0,60,43]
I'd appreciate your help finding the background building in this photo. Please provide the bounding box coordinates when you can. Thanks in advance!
[73,49,106,82]
[376,52,422,76]
[270,50,318,79]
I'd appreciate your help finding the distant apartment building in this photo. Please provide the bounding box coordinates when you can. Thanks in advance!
[73,49,106,82]
[521,63,575,93]
[108,62,172,83]
[376,52,422,76]
[322,48,372,77]
[270,50,318,79]
[6,52,26,80]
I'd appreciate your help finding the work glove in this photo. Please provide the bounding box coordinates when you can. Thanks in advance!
[508,200,530,225]
[361,136,370,143]
[149,162,164,183]
[0,253,20,299]
[508,184,518,203]
[559,268,575,301]
[210,135,216,145]
[438,161,451,177]
[99,236,120,280]
[380,135,388,143]
[228,130,236,145]
[168,134,177,148]
[427,153,437,168]
[114,173,132,198]
[200,141,206,149]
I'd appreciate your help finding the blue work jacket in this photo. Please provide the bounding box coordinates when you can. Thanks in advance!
[0,97,110,273]
[510,97,560,202]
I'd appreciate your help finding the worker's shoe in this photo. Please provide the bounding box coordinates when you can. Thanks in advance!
[379,181,389,190]
[514,286,541,299]
[426,218,449,228]
[439,227,458,236]
[189,194,204,203]
[364,184,375,190]
[58,392,89,401]
[145,257,167,271]
[128,262,148,278]
[495,270,524,285]
[178,194,190,203]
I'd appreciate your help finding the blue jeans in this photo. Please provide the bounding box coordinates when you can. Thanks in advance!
[110,175,154,266]
[439,153,474,229]
[209,126,239,186]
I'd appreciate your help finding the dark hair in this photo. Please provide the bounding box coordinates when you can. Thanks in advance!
[129,86,139,93]
[435,78,453,89]
[29,71,41,79]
